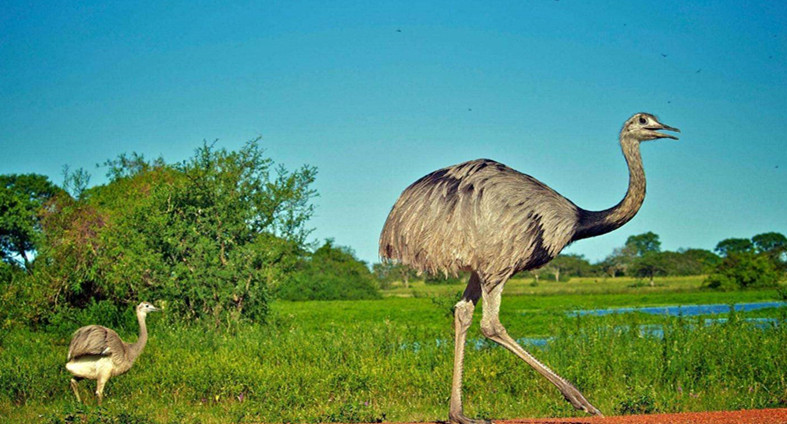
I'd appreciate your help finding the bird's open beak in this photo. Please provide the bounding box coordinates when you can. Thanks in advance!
[647,123,680,140]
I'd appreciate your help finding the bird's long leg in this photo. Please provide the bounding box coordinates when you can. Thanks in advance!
[96,375,109,406]
[70,378,81,403]
[479,283,603,416]
[449,272,487,424]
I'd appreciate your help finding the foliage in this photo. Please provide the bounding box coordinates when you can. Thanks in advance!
[600,243,639,277]
[628,249,721,283]
[424,271,467,285]
[597,250,630,278]
[705,233,786,291]
[629,252,669,284]
[703,252,782,290]
[714,238,754,257]
[61,166,92,200]
[673,248,721,274]
[26,140,317,327]
[614,392,657,415]
[752,232,787,270]
[537,253,597,282]
[625,231,661,256]
[44,403,155,424]
[600,234,721,280]
[600,232,663,279]
[373,262,418,289]
[0,261,24,333]
[277,240,380,301]
[0,174,63,270]
[752,232,787,254]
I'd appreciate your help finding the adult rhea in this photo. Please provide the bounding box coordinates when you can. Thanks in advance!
[66,302,159,404]
[379,113,679,422]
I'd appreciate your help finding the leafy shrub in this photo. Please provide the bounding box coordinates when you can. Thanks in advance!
[276,240,380,301]
[45,404,154,424]
[25,140,317,327]
[615,392,658,415]
[703,253,782,290]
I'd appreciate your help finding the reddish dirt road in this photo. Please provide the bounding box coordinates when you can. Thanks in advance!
[494,408,787,424]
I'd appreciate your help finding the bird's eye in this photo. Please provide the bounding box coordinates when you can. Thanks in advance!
[638,117,647,125]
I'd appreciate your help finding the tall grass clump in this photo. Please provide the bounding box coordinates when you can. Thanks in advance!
[547,310,787,415]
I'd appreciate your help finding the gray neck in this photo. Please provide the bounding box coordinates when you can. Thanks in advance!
[573,134,646,241]
[128,312,148,361]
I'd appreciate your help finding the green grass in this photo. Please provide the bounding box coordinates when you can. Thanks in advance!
[383,275,710,298]
[1,279,785,423]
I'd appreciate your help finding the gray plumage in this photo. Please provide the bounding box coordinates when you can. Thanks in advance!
[65,302,159,404]
[380,159,578,284]
[379,113,679,423]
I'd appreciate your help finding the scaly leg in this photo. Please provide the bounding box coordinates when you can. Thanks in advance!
[449,273,487,424]
[96,375,110,406]
[479,283,603,416]
[70,378,81,403]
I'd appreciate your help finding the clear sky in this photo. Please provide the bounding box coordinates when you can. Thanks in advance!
[1,1,785,266]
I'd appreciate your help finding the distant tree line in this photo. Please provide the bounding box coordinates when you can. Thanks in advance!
[373,230,786,290]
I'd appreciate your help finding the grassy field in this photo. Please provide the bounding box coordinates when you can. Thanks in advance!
[383,275,710,298]
[1,277,785,423]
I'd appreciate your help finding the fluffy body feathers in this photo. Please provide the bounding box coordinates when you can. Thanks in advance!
[380,159,578,284]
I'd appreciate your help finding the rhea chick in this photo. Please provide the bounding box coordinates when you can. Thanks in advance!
[65,302,159,404]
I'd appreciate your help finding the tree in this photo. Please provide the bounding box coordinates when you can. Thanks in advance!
[752,232,787,253]
[714,238,754,257]
[61,165,92,199]
[675,248,721,275]
[278,240,380,301]
[703,252,781,290]
[542,254,596,282]
[625,231,661,256]
[600,244,638,277]
[373,261,418,289]
[597,232,662,278]
[32,140,317,326]
[752,232,787,269]
[0,174,63,271]
[630,252,669,285]
[424,271,466,285]
[631,249,720,278]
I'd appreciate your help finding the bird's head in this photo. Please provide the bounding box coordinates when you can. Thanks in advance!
[136,302,159,316]
[622,113,680,142]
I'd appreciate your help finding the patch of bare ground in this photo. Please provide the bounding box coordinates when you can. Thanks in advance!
[492,408,787,424]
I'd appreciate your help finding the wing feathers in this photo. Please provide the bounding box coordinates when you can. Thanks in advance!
[67,325,126,364]
[379,159,579,280]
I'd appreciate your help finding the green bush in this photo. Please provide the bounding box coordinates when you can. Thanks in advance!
[703,253,782,290]
[277,240,380,301]
[25,140,316,327]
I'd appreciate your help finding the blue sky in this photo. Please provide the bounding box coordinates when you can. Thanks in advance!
[1,1,785,265]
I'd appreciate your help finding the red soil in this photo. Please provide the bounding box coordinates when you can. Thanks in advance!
[495,408,787,424]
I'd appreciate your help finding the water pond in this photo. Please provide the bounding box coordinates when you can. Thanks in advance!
[571,301,786,317]
[402,302,786,352]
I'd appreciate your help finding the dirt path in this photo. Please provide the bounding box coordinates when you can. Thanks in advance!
[493,408,787,424]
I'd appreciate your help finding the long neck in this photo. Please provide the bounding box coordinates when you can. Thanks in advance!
[127,312,148,361]
[573,134,646,241]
